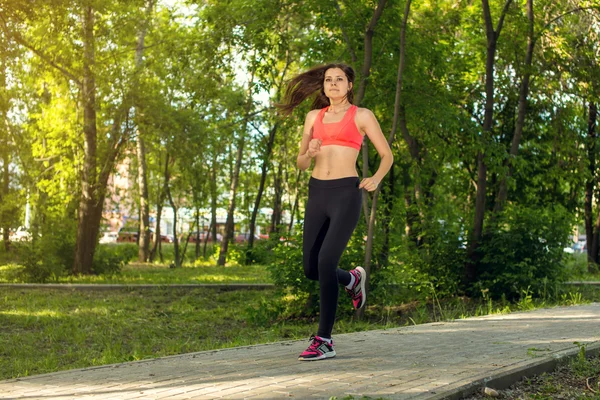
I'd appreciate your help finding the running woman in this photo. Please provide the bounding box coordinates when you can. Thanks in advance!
[278,63,393,361]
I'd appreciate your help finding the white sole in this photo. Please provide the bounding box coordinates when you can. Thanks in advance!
[356,266,366,309]
[298,351,336,361]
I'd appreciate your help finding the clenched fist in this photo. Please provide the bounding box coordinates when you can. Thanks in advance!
[307,139,322,158]
[359,177,379,192]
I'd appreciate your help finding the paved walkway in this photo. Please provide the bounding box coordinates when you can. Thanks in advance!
[2,304,600,400]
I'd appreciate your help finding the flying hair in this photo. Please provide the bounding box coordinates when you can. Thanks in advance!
[277,63,355,115]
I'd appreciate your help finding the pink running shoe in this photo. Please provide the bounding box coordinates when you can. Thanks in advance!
[298,335,336,361]
[345,266,366,309]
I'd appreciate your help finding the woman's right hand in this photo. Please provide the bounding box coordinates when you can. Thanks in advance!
[307,139,322,158]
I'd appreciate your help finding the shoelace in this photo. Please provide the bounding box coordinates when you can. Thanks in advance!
[308,336,324,351]
[350,278,361,298]
[308,337,321,350]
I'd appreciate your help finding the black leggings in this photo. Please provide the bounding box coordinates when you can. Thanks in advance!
[303,176,362,338]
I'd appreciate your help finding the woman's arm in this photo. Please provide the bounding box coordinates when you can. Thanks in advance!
[357,108,394,191]
[297,110,321,171]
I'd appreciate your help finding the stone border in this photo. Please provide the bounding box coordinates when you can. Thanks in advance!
[0,283,274,290]
[425,341,600,400]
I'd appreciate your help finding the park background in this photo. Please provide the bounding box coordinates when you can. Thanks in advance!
[1,0,600,380]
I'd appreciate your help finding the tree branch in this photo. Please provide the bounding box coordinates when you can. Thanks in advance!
[333,0,358,64]
[495,0,514,40]
[355,0,388,105]
[0,14,82,86]
[540,6,600,37]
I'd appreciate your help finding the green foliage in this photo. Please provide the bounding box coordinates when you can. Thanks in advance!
[245,239,278,265]
[569,342,600,378]
[17,221,76,283]
[563,252,595,280]
[475,204,573,299]
[268,227,318,306]
[379,219,467,303]
[244,295,287,327]
[92,244,137,276]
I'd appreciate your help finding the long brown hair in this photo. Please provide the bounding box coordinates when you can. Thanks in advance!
[277,63,355,115]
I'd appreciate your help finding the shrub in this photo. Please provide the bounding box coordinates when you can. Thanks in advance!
[245,239,277,265]
[268,229,317,301]
[475,204,573,299]
[18,224,75,283]
[93,244,137,275]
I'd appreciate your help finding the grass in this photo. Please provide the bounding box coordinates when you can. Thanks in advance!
[0,263,272,284]
[0,241,273,284]
[0,287,281,379]
[0,286,382,380]
[2,283,600,381]
[564,252,600,282]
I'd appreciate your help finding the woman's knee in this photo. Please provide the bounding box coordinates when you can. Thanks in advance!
[303,258,319,281]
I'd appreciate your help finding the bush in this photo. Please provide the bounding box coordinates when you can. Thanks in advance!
[386,224,466,301]
[245,239,278,265]
[18,225,75,283]
[93,244,137,275]
[475,204,573,299]
[268,229,318,308]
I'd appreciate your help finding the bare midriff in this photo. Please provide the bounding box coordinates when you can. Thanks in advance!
[311,145,360,180]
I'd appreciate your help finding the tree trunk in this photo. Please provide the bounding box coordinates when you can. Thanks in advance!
[247,122,278,257]
[358,0,411,319]
[403,164,420,246]
[1,150,9,251]
[354,0,388,106]
[586,102,598,267]
[150,154,166,263]
[178,219,196,266]
[164,153,180,268]
[218,75,254,266]
[73,5,98,275]
[465,0,512,285]
[380,163,394,268]
[195,207,201,260]
[136,134,150,262]
[288,170,301,236]
[357,0,389,227]
[495,0,534,213]
[134,0,154,263]
[0,62,9,251]
[210,155,218,243]
[218,134,245,266]
[400,101,423,246]
[270,162,283,234]
[150,202,163,263]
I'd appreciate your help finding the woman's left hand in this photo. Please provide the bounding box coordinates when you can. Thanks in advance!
[359,177,379,192]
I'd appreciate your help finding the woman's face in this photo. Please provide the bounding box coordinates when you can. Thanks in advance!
[323,68,352,101]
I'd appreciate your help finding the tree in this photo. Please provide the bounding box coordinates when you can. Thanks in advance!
[134,0,155,263]
[464,0,513,285]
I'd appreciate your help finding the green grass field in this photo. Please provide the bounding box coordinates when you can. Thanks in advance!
[0,263,272,284]
[0,287,290,380]
[2,283,599,381]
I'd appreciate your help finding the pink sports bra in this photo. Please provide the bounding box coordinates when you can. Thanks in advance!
[312,105,364,150]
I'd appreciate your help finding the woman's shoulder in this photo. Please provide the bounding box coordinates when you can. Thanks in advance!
[354,106,376,120]
[304,108,321,123]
